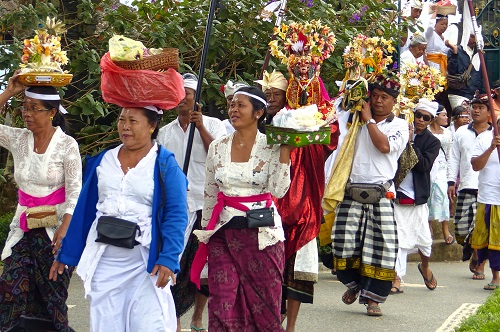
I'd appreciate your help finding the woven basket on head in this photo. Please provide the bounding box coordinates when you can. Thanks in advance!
[113,48,179,71]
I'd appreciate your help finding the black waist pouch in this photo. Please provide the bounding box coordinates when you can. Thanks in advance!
[246,207,275,228]
[95,216,141,249]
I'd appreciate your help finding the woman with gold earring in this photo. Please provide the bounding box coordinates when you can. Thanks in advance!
[0,73,82,331]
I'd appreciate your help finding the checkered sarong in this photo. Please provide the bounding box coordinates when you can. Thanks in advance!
[454,191,477,245]
[332,197,398,280]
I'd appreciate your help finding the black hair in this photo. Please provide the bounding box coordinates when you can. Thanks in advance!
[233,86,268,133]
[140,108,162,139]
[25,86,69,132]
[451,105,466,118]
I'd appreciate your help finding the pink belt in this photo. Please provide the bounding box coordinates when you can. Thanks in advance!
[190,191,272,289]
[18,187,65,232]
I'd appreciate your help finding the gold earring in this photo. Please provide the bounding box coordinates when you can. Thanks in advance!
[50,116,54,121]
[149,129,154,134]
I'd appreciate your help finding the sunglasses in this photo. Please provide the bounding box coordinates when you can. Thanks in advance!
[414,111,432,122]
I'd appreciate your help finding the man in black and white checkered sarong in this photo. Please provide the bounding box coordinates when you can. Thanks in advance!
[447,100,492,277]
[332,72,408,317]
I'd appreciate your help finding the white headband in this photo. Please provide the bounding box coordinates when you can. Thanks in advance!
[143,105,164,115]
[233,91,267,107]
[24,90,68,114]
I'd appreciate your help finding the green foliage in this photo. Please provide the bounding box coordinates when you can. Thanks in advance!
[456,288,500,331]
[1,0,403,156]
[0,212,13,253]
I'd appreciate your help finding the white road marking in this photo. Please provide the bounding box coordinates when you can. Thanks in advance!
[435,303,481,332]
[68,305,76,309]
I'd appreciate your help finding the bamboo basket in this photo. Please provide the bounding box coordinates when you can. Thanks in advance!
[113,48,179,71]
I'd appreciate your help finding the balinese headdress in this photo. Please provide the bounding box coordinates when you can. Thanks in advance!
[369,72,401,98]
[269,20,336,67]
[254,70,288,92]
[222,80,249,98]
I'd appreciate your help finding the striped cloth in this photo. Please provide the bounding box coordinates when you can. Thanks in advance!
[454,191,477,245]
[332,197,398,281]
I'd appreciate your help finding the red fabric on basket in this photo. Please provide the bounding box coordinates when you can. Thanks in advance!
[100,52,185,110]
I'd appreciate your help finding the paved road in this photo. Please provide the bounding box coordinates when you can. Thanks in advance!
[66,261,492,331]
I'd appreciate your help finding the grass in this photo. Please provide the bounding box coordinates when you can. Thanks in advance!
[456,288,500,331]
[0,212,13,263]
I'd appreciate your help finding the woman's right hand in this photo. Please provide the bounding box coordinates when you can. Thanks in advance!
[49,260,66,281]
[5,71,25,97]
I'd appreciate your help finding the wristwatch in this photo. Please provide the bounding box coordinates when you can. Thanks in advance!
[366,118,376,125]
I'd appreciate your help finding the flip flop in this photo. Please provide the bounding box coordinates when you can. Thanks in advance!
[418,263,437,290]
[366,305,383,316]
[390,286,404,294]
[444,234,455,245]
[472,272,485,280]
[483,283,499,290]
[191,326,207,332]
[341,288,359,305]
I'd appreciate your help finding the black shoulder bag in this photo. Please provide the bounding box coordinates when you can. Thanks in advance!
[95,216,141,249]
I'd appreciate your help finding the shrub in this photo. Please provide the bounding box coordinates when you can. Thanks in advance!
[0,212,13,254]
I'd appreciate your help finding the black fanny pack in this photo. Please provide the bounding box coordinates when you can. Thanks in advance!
[345,181,392,204]
[95,216,141,249]
[246,207,275,228]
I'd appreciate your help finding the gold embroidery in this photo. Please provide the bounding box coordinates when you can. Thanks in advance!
[334,257,395,281]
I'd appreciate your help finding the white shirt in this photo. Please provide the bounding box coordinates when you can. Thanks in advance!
[0,126,82,260]
[447,124,489,191]
[77,144,157,294]
[157,115,226,212]
[194,132,290,250]
[430,127,453,183]
[222,119,235,135]
[350,116,409,186]
[472,131,500,205]
[425,18,449,70]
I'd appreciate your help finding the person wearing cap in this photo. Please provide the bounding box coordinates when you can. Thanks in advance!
[392,99,441,295]
[255,70,288,123]
[447,92,493,279]
[400,0,424,55]
[221,80,249,135]
[470,94,500,290]
[428,104,454,244]
[50,103,188,331]
[400,33,428,70]
[156,73,225,331]
[332,73,409,316]
[0,73,82,331]
[191,86,293,330]
[447,34,485,109]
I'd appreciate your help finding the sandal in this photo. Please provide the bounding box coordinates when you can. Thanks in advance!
[341,288,359,305]
[418,263,437,290]
[191,326,207,332]
[472,272,485,280]
[484,283,499,290]
[366,304,383,316]
[390,286,404,294]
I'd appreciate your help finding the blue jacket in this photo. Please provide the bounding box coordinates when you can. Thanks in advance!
[57,145,188,274]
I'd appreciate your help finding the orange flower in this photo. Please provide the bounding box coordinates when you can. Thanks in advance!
[294,136,302,144]
[385,191,395,200]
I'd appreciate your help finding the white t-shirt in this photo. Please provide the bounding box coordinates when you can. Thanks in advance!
[472,131,500,205]
[350,116,409,186]
[157,115,226,212]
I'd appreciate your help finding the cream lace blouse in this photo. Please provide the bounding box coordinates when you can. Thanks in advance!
[0,125,82,259]
[194,132,291,250]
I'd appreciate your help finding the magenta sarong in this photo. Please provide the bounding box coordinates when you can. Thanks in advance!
[208,228,284,332]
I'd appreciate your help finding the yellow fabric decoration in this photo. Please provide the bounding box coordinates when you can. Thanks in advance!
[426,53,448,76]
[323,111,361,215]
[471,203,500,251]
[319,212,336,246]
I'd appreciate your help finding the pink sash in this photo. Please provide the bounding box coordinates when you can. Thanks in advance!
[18,187,66,232]
[190,192,272,289]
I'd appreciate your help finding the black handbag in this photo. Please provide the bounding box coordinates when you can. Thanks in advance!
[345,181,391,204]
[95,216,141,249]
[246,207,275,228]
[447,62,473,90]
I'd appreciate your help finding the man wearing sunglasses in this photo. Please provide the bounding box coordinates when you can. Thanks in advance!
[392,99,441,294]
[448,92,493,279]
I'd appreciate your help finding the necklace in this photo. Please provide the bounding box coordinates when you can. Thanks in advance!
[34,128,55,153]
